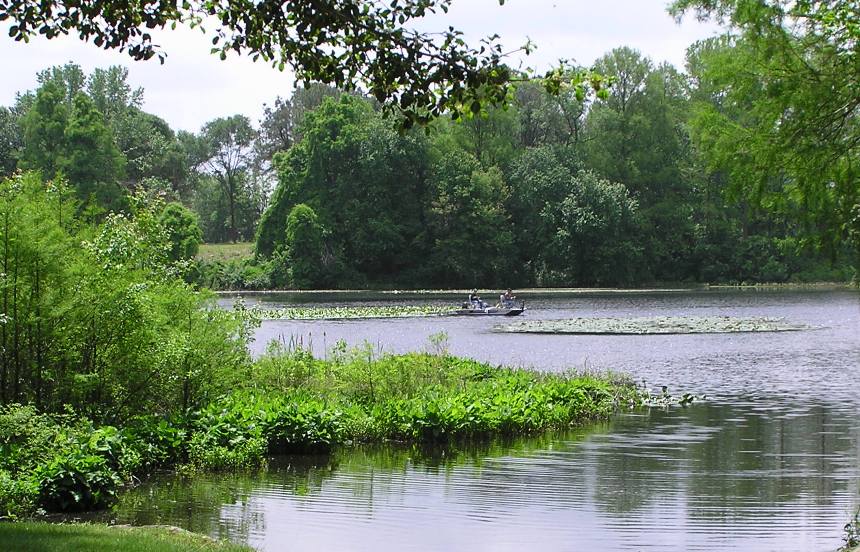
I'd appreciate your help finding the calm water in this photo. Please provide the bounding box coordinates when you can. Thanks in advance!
[113,289,860,551]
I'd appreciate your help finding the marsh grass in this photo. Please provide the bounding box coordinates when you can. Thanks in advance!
[241,341,640,443]
[1,343,643,517]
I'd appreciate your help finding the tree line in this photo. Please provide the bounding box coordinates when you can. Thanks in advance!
[1,43,856,289]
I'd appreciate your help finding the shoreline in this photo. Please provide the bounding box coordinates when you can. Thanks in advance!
[212,283,855,296]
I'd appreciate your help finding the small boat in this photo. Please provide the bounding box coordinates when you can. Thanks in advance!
[453,302,526,316]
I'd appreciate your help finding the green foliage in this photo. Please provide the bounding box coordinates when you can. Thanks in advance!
[188,117,261,243]
[159,202,203,261]
[245,304,456,320]
[192,257,273,290]
[425,145,513,287]
[0,405,133,515]
[0,107,24,176]
[245,343,639,442]
[0,343,639,515]
[189,174,263,244]
[284,203,324,288]
[257,95,429,284]
[19,81,127,212]
[672,0,860,270]
[0,172,251,420]
[0,0,547,128]
[19,81,68,179]
[63,93,127,211]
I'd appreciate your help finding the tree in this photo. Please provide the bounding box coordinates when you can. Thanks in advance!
[257,95,430,284]
[0,171,250,419]
[0,107,23,175]
[256,84,344,163]
[586,47,653,192]
[506,145,581,283]
[440,105,520,169]
[19,81,68,179]
[424,145,513,287]
[62,93,126,211]
[1,1,521,126]
[159,202,203,261]
[671,0,860,268]
[17,63,189,192]
[20,82,128,210]
[193,116,257,242]
[284,203,325,288]
[514,80,589,148]
[0,1,611,128]
[546,170,643,285]
[86,65,144,124]
[506,147,643,285]
[583,49,697,281]
[35,62,87,109]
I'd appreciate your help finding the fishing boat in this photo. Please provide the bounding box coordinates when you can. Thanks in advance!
[453,301,526,316]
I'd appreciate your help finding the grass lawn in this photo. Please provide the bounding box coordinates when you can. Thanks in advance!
[196,242,254,262]
[0,522,254,552]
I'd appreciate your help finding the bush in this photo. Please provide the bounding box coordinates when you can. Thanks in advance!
[0,173,252,422]
[192,257,273,290]
[0,405,135,515]
[242,345,638,443]
[159,202,203,261]
[0,349,640,516]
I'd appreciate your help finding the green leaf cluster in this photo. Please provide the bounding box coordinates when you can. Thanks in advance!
[0,172,252,421]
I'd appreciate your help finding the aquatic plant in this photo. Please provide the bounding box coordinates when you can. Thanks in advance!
[495,316,809,335]
[0,347,652,516]
[243,304,457,321]
[842,508,860,551]
[637,385,705,408]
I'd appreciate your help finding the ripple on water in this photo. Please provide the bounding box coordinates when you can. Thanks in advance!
[114,290,860,551]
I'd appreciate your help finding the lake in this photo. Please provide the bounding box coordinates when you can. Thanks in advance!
[111,289,860,551]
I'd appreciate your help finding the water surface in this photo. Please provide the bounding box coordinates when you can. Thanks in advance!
[117,289,860,551]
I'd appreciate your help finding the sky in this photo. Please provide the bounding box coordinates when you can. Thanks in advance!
[0,0,723,133]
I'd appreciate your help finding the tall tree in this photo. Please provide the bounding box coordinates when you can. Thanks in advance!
[671,0,860,267]
[584,49,696,280]
[284,203,325,288]
[158,201,203,261]
[194,116,257,242]
[257,95,430,283]
[35,63,87,109]
[19,82,68,179]
[424,144,513,287]
[0,107,23,175]
[62,93,126,211]
[256,84,344,163]
[586,47,653,192]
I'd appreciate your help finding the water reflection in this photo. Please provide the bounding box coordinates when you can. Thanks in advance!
[111,401,860,551]
[134,289,860,550]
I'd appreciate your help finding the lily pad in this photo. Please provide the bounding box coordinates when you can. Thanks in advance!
[494,316,809,335]
[243,305,457,321]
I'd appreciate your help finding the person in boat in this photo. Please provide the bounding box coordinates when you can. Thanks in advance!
[499,288,516,308]
[468,290,486,309]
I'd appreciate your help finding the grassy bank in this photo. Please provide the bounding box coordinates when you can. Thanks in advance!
[0,346,643,518]
[196,243,255,263]
[0,522,253,552]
